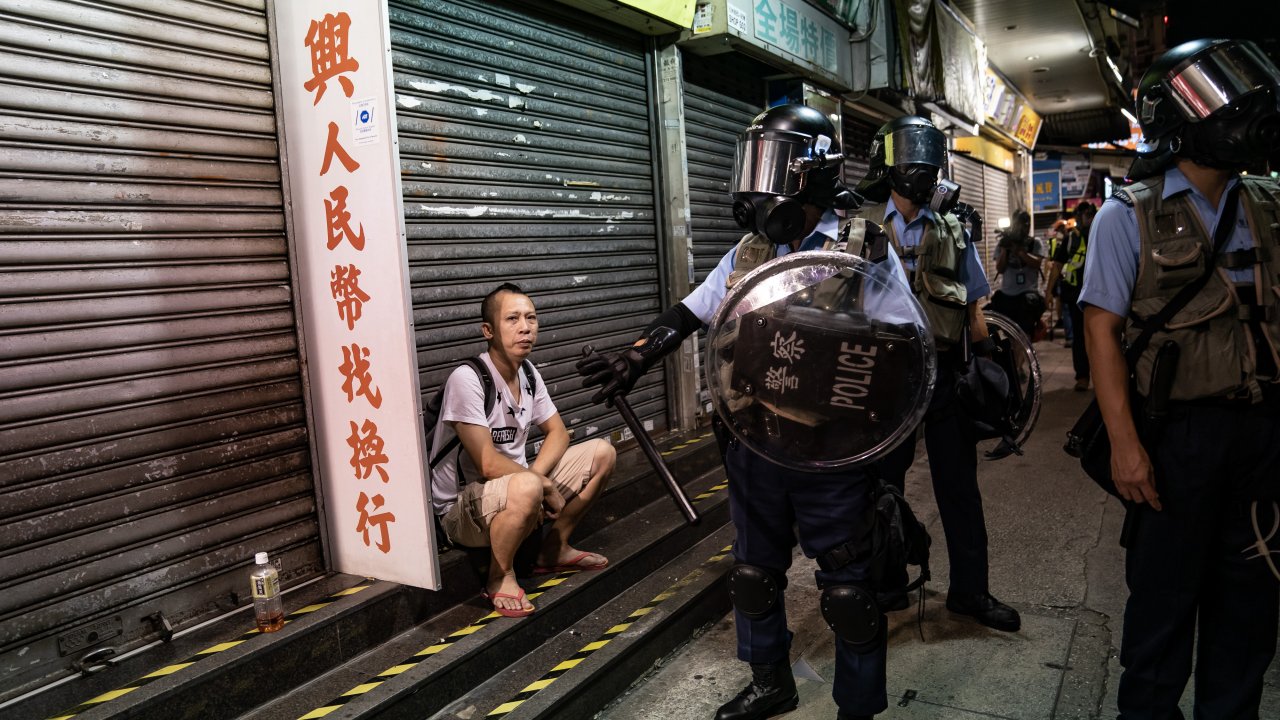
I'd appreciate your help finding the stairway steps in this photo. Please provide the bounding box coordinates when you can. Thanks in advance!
[16,429,723,720]
[254,462,731,720]
[426,525,736,720]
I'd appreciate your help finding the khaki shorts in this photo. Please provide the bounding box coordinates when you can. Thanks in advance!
[440,438,608,548]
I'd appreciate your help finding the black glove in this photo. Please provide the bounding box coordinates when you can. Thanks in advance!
[576,346,646,404]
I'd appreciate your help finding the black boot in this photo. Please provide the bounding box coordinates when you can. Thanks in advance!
[945,591,1021,632]
[714,661,799,720]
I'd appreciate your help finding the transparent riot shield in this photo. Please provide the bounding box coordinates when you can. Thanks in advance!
[705,251,936,471]
[983,309,1042,452]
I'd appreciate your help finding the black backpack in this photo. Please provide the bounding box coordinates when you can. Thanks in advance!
[424,357,538,469]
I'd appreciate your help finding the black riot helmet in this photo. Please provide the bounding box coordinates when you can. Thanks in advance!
[1135,38,1280,171]
[731,104,857,245]
[856,115,949,205]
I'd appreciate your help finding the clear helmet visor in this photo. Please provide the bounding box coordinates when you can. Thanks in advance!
[1162,40,1280,121]
[883,125,947,168]
[733,129,828,197]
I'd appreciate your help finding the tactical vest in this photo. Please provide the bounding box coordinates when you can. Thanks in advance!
[1060,229,1087,288]
[1118,174,1280,402]
[725,216,886,289]
[882,212,969,347]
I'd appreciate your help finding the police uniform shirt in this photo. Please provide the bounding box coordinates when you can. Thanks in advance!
[882,197,992,301]
[681,209,911,324]
[429,353,557,516]
[1079,166,1252,317]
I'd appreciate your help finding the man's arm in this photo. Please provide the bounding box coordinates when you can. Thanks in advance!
[1084,306,1160,510]
[1044,261,1063,298]
[528,413,570,478]
[968,301,990,343]
[452,422,529,480]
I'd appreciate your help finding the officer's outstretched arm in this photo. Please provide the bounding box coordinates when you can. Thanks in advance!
[576,303,702,404]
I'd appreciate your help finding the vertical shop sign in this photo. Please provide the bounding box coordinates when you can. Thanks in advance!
[271,1,439,589]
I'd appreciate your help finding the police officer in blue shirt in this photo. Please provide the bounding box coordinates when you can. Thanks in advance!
[1080,39,1280,719]
[578,104,913,720]
[856,116,1021,632]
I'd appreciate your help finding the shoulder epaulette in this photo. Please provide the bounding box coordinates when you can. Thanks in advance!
[1111,188,1135,207]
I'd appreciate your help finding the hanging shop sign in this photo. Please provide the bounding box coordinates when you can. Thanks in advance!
[982,66,1041,150]
[683,0,855,91]
[271,1,439,589]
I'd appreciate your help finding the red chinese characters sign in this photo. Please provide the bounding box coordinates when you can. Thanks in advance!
[272,2,438,589]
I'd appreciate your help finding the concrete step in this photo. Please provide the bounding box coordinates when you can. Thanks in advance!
[246,456,731,720]
[15,428,722,720]
[425,524,736,720]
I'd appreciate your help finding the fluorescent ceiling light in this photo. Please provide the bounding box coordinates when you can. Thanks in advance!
[1120,106,1139,125]
[1105,55,1124,85]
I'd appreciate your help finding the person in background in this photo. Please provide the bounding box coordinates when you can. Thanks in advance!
[1045,202,1095,390]
[1080,38,1280,719]
[989,209,1046,338]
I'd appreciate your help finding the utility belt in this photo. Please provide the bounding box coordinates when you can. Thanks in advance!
[1163,383,1280,413]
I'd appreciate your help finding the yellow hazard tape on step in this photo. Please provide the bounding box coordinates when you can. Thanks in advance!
[47,582,372,720]
[296,570,578,719]
[485,545,732,717]
[660,431,712,457]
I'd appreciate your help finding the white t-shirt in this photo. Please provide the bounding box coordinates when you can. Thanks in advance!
[429,353,557,516]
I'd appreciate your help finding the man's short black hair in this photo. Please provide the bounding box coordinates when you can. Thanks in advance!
[481,283,527,327]
[1074,201,1097,219]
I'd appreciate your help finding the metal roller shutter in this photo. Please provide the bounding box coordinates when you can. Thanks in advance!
[389,0,665,442]
[949,152,993,275]
[681,52,765,288]
[0,0,316,692]
[842,112,878,189]
[983,163,1013,282]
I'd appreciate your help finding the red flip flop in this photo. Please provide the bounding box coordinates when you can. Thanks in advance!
[533,551,609,575]
[481,588,535,618]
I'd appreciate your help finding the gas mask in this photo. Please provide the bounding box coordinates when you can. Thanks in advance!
[889,164,941,206]
[732,194,811,246]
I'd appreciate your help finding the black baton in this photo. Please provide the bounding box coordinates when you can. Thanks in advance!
[583,346,700,525]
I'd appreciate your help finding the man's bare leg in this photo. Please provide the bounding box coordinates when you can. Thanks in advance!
[486,473,541,613]
[538,440,616,568]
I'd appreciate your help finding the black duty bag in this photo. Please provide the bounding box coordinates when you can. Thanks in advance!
[1064,399,1121,498]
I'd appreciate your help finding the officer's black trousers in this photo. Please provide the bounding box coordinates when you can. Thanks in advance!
[1117,402,1280,720]
[876,353,990,596]
[725,442,887,716]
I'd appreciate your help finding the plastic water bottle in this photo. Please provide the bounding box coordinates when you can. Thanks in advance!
[250,552,284,632]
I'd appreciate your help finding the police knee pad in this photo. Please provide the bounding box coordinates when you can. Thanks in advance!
[727,563,782,619]
[820,584,881,653]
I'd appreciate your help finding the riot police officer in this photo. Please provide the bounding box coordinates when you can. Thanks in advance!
[1079,38,1280,719]
[578,104,917,720]
[857,116,1021,632]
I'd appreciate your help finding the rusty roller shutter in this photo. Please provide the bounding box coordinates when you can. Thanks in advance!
[0,0,317,693]
[389,0,665,442]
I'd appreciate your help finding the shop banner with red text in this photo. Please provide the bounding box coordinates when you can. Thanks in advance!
[271,1,439,589]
